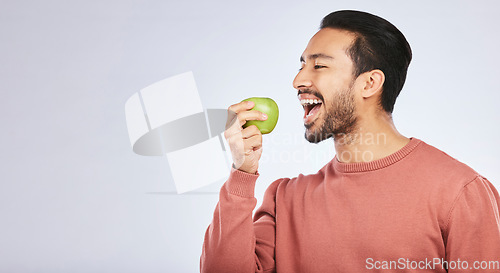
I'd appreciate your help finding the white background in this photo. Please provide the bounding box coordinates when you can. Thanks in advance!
[1,0,499,272]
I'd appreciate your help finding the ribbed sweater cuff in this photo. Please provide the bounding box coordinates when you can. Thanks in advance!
[225,167,259,198]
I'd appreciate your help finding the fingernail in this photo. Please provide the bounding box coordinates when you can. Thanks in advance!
[262,113,267,120]
[247,101,254,107]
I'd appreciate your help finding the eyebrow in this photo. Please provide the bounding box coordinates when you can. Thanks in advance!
[300,53,334,63]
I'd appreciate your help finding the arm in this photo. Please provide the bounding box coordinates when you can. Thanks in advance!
[444,175,500,272]
[200,167,280,273]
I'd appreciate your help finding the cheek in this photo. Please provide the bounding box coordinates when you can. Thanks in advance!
[316,74,348,94]
[319,99,333,116]
[316,76,339,90]
[315,72,355,106]
[353,92,363,107]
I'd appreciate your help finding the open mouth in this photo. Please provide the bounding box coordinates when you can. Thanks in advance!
[300,98,323,124]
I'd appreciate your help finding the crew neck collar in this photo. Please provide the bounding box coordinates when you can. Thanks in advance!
[332,137,422,173]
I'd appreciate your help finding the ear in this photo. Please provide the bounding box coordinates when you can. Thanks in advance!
[360,69,385,99]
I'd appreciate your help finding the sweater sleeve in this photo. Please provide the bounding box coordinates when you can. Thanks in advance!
[444,175,500,272]
[200,166,281,273]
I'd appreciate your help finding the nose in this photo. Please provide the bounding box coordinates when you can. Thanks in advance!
[293,69,313,90]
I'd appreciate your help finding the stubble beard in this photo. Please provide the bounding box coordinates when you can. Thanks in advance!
[304,84,358,144]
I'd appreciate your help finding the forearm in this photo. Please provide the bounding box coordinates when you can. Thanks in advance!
[200,168,260,273]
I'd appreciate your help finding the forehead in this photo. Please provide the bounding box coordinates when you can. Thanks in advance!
[301,28,356,62]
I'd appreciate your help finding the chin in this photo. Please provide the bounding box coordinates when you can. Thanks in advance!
[305,132,321,144]
[304,123,329,143]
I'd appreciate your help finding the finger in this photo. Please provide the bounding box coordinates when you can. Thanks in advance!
[225,101,256,132]
[237,110,267,126]
[241,125,262,139]
[225,110,266,138]
[228,100,255,116]
[243,134,263,153]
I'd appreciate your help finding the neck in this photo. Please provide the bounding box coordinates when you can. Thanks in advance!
[333,112,410,163]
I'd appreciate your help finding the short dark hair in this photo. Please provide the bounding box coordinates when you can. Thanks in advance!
[320,10,412,113]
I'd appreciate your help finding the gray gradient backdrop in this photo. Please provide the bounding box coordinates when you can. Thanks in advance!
[1,0,499,272]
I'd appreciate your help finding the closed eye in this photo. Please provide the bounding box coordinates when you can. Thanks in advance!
[298,65,326,71]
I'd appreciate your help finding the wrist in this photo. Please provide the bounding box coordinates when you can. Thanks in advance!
[232,163,258,175]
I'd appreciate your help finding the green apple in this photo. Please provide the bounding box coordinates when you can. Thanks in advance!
[241,97,279,134]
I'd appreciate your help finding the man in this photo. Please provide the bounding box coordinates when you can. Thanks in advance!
[200,10,500,272]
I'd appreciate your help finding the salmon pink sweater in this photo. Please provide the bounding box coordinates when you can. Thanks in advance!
[200,138,500,272]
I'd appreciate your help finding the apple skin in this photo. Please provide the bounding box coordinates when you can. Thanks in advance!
[241,97,279,134]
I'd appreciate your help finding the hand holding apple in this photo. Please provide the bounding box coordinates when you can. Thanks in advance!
[241,97,279,134]
[223,98,278,174]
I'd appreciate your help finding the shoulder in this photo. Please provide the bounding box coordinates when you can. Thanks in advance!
[409,139,494,226]
[410,139,480,188]
[263,164,330,201]
[442,175,500,243]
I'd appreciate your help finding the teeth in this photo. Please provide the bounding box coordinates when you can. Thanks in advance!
[300,99,322,106]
